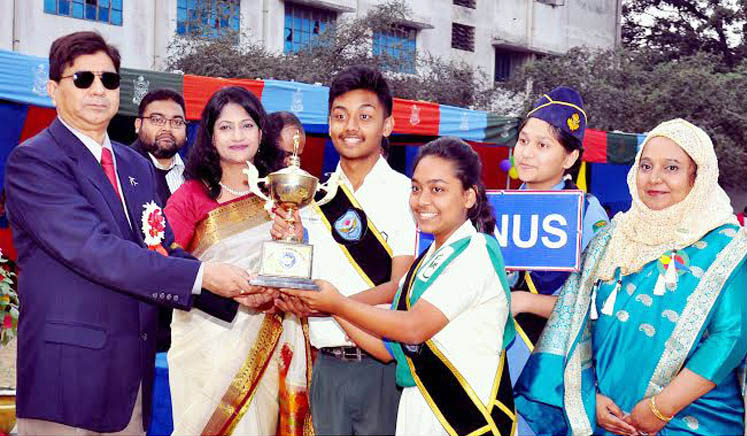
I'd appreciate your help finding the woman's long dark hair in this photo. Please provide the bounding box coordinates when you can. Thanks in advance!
[518,117,584,180]
[184,86,283,199]
[413,137,496,234]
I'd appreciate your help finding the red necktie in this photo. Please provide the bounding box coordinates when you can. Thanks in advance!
[100,147,121,199]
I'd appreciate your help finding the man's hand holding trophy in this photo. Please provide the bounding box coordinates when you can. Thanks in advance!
[244,132,337,290]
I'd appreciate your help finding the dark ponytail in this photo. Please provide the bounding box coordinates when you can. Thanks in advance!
[413,137,496,234]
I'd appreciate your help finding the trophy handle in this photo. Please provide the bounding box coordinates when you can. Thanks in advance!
[315,173,340,206]
[242,161,271,204]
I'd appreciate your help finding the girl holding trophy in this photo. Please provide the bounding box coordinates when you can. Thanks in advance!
[283,137,517,436]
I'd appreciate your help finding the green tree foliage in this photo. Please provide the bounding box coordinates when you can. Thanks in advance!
[506,47,747,188]
[622,0,746,67]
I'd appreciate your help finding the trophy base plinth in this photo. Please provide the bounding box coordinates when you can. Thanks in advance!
[250,275,319,291]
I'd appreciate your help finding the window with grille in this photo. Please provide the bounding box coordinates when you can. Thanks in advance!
[494,49,512,81]
[373,26,417,74]
[284,4,337,53]
[176,0,240,41]
[451,23,475,52]
[44,0,123,26]
[453,0,476,8]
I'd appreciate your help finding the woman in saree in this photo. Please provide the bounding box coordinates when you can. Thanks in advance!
[514,118,747,435]
[284,137,518,436]
[164,86,313,436]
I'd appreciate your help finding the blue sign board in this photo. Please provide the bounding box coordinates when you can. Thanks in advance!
[418,190,584,271]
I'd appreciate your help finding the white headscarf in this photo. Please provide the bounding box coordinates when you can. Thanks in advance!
[596,118,736,281]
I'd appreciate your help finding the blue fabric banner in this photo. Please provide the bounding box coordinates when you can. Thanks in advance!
[0,50,54,108]
[0,100,29,188]
[437,104,487,141]
[261,80,329,131]
[590,162,633,216]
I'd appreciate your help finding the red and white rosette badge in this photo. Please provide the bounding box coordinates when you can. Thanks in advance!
[141,201,168,256]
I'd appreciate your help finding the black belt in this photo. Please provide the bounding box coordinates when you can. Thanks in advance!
[320,346,369,361]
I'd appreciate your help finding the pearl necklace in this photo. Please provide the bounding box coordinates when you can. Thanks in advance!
[219,182,250,196]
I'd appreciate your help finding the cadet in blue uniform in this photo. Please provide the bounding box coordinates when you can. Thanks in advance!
[507,87,609,435]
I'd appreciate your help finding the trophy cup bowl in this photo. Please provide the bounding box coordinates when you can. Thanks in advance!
[266,166,318,225]
[243,150,338,291]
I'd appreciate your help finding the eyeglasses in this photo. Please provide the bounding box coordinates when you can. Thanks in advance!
[60,71,121,90]
[140,114,187,129]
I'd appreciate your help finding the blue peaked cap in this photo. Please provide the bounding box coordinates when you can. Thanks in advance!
[526,86,587,144]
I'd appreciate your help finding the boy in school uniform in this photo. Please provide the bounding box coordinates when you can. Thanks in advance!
[273,65,416,435]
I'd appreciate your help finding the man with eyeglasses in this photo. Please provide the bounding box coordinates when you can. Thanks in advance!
[131,89,189,356]
[132,89,188,212]
[4,31,271,436]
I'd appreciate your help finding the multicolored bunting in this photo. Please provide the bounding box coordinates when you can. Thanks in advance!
[582,128,608,163]
[582,128,647,165]
[0,49,646,155]
[0,100,56,186]
[0,49,649,289]
[119,68,184,117]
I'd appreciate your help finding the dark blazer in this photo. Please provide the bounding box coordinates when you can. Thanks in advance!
[130,139,178,352]
[130,139,172,206]
[4,119,235,432]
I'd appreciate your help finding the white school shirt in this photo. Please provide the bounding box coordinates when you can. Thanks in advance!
[304,156,417,348]
[395,220,509,436]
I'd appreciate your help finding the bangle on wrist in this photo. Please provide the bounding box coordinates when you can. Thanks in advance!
[649,395,673,422]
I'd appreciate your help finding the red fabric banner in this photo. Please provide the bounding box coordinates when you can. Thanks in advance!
[582,129,608,163]
[392,98,440,136]
[183,75,265,120]
[20,106,57,141]
[468,141,520,190]
[299,136,326,180]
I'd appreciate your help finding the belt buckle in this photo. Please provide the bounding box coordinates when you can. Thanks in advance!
[339,346,363,361]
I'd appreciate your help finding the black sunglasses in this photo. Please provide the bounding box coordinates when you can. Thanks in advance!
[60,71,121,90]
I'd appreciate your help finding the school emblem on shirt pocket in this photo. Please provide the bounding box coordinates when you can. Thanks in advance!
[333,208,366,244]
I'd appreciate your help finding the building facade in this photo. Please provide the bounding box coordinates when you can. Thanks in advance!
[1,0,621,81]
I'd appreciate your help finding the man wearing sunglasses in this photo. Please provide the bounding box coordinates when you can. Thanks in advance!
[4,31,271,436]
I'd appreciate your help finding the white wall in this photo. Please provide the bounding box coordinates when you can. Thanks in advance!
[6,0,156,69]
[2,0,620,78]
[0,0,15,52]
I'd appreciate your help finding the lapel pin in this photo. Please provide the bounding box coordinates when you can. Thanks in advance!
[129,176,138,187]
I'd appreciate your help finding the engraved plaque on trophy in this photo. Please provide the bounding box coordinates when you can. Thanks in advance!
[244,132,337,290]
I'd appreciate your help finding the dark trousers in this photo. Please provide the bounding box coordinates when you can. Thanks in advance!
[311,352,401,435]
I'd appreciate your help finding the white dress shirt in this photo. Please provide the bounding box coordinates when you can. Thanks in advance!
[303,156,417,348]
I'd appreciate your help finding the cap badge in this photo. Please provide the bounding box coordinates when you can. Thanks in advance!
[567,113,581,131]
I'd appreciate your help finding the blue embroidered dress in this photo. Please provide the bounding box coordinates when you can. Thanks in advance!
[508,180,609,435]
[515,223,747,435]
